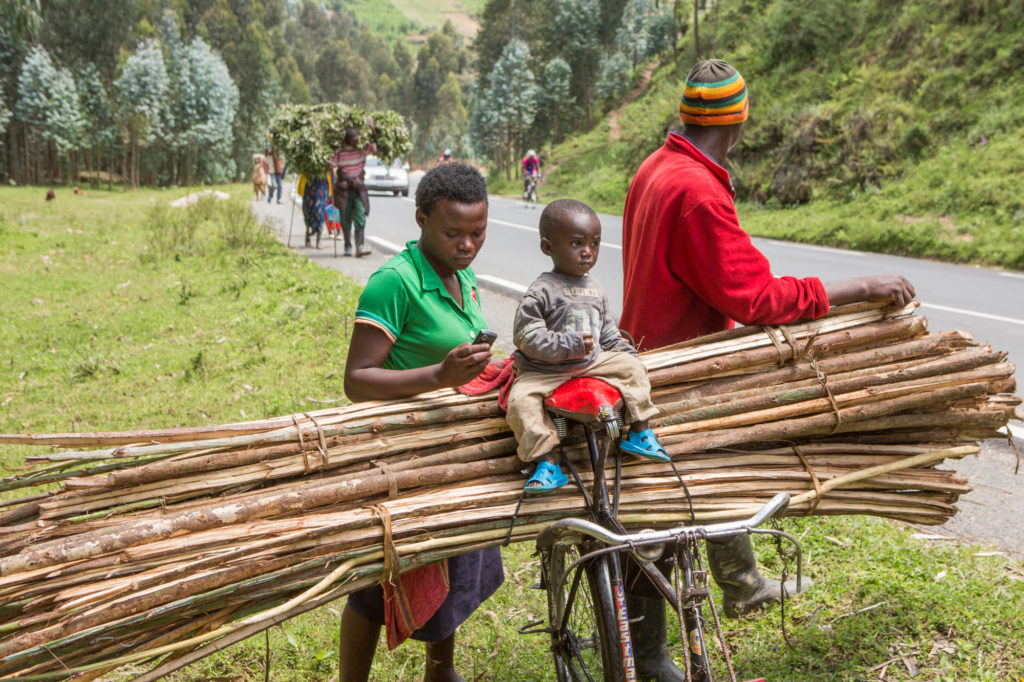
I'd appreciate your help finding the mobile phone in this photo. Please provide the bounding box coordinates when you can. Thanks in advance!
[473,329,497,346]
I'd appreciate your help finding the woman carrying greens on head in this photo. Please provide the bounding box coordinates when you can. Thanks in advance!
[340,163,502,682]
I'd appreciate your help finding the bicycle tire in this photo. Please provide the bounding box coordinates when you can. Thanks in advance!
[543,539,624,682]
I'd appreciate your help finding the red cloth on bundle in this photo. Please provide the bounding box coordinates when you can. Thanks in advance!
[457,356,516,410]
[379,358,515,648]
[383,561,450,649]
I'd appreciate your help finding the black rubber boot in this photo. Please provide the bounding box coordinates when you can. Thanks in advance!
[355,225,371,257]
[627,593,687,682]
[706,534,809,618]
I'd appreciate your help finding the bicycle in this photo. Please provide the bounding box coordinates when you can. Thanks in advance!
[519,377,800,682]
[523,173,540,208]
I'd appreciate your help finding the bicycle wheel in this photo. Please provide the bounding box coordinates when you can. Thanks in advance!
[543,539,623,682]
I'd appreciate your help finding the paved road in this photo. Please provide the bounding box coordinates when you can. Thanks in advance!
[253,178,1024,557]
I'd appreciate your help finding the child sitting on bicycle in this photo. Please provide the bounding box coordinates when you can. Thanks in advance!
[507,199,667,493]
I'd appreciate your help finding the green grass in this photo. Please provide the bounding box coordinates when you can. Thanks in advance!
[1,187,1022,680]
[339,0,483,38]
[340,0,425,39]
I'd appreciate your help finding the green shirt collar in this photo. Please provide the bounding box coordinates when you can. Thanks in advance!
[406,240,474,309]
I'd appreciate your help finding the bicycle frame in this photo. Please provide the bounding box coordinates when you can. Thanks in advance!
[528,378,801,681]
[538,465,800,682]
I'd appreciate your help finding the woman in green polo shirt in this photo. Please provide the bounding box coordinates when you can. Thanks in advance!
[340,163,501,682]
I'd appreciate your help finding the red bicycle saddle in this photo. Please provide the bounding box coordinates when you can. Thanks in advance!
[544,377,623,423]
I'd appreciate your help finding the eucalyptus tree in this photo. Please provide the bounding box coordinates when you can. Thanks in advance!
[536,57,572,144]
[474,38,538,179]
[44,61,86,181]
[14,44,57,182]
[165,36,239,184]
[596,51,631,104]
[544,0,602,125]
[77,63,115,187]
[115,40,168,187]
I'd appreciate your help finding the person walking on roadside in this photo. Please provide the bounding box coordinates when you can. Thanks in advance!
[266,143,285,204]
[330,122,377,257]
[619,58,916,680]
[299,169,331,249]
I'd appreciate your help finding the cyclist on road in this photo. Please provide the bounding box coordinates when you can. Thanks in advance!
[437,148,454,165]
[522,149,541,198]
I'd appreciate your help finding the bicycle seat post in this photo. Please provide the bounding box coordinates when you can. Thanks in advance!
[585,423,618,530]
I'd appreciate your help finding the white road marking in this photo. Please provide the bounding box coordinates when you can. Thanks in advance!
[999,271,1024,280]
[487,218,623,250]
[476,274,528,294]
[919,302,1024,326]
[367,236,404,253]
[758,240,866,257]
[998,424,1024,441]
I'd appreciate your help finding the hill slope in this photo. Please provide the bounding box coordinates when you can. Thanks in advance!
[540,0,1024,269]
[340,0,483,38]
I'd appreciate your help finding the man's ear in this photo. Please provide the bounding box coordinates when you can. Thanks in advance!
[415,208,427,229]
[540,237,553,256]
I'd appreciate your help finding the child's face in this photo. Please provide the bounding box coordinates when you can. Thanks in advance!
[542,211,601,278]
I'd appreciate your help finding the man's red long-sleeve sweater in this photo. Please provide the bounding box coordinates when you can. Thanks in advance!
[621,132,830,350]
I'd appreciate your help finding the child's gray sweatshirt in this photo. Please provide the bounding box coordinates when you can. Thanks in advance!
[513,271,636,373]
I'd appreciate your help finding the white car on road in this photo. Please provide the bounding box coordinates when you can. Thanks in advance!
[363,156,409,196]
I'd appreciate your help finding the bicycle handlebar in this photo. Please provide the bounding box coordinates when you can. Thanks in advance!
[536,492,790,551]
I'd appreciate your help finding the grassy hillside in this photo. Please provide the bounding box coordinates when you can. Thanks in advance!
[538,0,1024,270]
[339,0,484,38]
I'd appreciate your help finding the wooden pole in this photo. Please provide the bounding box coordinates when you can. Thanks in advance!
[286,184,296,248]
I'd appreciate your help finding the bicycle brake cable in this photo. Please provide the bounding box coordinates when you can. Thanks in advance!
[771,518,798,650]
[668,459,697,525]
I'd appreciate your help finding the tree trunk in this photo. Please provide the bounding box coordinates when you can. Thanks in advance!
[693,0,701,59]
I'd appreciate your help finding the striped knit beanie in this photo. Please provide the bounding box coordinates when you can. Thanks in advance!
[679,59,749,127]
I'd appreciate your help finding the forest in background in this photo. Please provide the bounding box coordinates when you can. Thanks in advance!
[0,0,474,186]
[4,0,1023,263]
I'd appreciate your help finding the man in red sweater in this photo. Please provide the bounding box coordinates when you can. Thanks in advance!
[621,59,915,680]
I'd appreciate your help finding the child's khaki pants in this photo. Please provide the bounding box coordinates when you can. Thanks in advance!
[506,350,658,463]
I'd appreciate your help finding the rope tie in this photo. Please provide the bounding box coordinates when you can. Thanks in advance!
[791,444,824,513]
[290,414,312,473]
[762,326,788,367]
[302,412,330,467]
[372,460,400,499]
[371,504,402,587]
[793,327,822,364]
[778,325,800,365]
[810,356,843,432]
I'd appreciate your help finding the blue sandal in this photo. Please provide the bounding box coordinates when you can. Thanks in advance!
[620,428,669,462]
[525,460,569,494]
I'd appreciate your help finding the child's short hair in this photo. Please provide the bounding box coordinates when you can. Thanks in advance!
[539,199,597,240]
[415,162,488,215]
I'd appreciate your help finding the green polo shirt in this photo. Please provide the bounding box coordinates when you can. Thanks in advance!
[355,241,489,370]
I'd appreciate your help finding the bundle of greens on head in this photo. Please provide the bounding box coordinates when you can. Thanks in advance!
[269,103,412,177]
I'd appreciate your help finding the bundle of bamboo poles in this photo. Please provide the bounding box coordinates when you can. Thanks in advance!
[0,301,1018,680]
